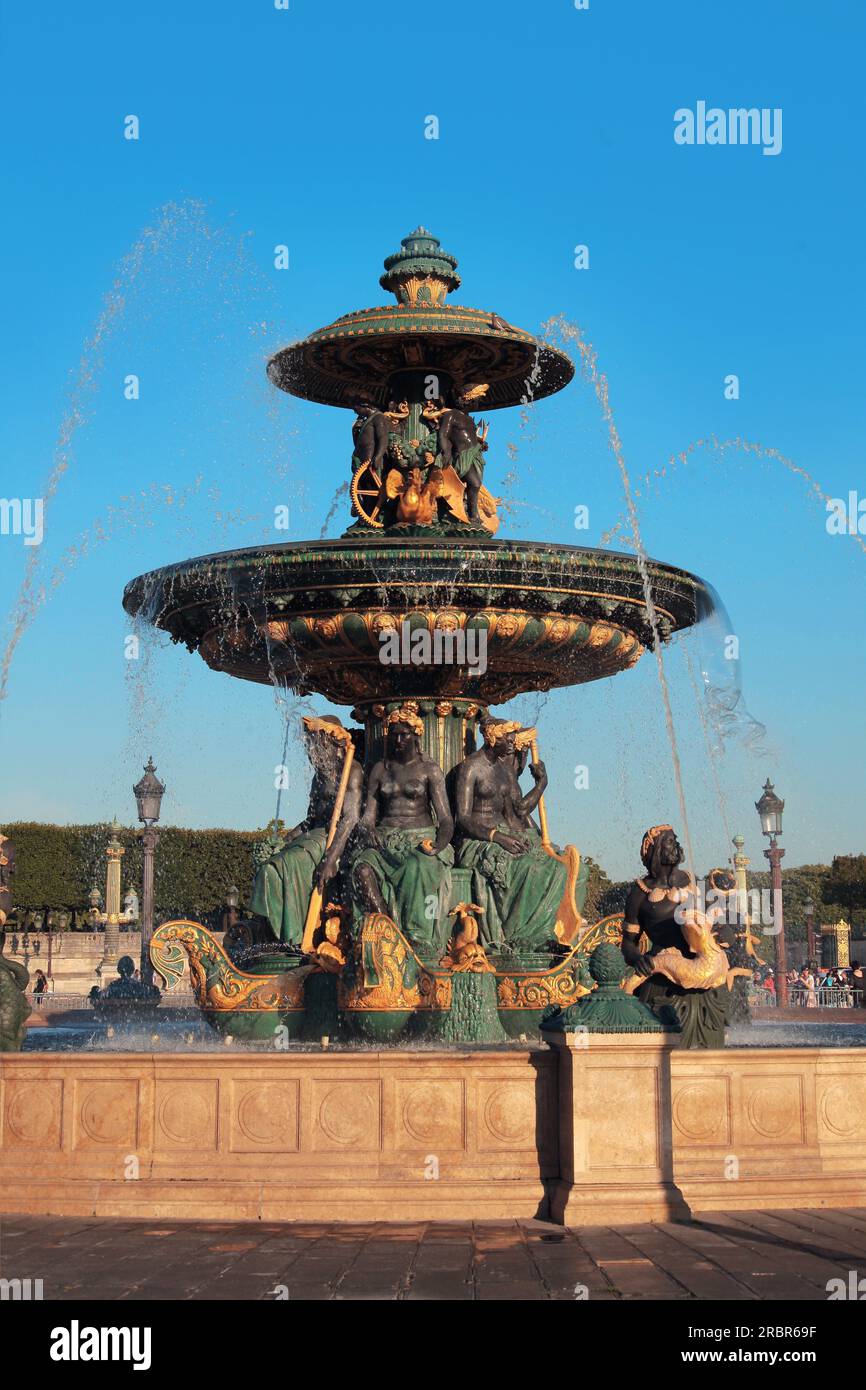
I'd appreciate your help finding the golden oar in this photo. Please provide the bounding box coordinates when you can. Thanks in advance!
[300,718,355,954]
[521,731,583,945]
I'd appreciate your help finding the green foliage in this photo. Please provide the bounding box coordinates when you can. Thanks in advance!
[594,879,631,921]
[581,855,614,923]
[3,822,262,924]
[747,863,864,937]
[825,855,866,924]
[5,823,864,942]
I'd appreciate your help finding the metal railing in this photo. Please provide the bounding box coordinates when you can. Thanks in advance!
[788,986,863,1009]
[751,985,864,1009]
[26,991,199,1012]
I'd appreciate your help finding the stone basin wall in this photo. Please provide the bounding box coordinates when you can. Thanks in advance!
[0,1044,864,1223]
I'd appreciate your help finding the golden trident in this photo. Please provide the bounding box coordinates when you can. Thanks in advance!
[300,717,355,954]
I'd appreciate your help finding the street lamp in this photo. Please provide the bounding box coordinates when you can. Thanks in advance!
[134,757,165,987]
[223,885,240,935]
[804,898,816,966]
[755,779,788,1006]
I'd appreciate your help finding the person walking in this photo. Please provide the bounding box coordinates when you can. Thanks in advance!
[803,967,817,1008]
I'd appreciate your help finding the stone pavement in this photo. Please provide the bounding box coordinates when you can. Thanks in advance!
[2,1209,864,1300]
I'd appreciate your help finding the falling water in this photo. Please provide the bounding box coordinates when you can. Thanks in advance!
[0,200,253,717]
[683,643,734,850]
[541,313,698,878]
[319,481,349,538]
[1,202,204,711]
[602,434,866,558]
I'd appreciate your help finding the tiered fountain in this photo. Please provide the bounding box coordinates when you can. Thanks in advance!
[123,228,710,1044]
[6,231,862,1229]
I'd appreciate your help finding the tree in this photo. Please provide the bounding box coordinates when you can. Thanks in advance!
[825,856,866,931]
[581,856,612,923]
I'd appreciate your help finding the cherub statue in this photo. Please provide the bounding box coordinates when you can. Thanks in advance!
[351,401,391,475]
[352,399,411,472]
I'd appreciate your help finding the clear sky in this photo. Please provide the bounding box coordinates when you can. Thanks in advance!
[1,0,864,882]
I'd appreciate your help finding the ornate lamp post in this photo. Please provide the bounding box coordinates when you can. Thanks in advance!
[804,898,816,966]
[134,757,165,987]
[101,819,126,978]
[755,779,787,1006]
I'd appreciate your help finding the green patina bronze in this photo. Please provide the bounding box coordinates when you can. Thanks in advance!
[250,827,327,946]
[125,230,718,1047]
[428,972,507,1045]
[0,938,30,1052]
[541,944,676,1035]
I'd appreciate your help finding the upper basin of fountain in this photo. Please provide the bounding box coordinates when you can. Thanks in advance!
[266,226,574,412]
[122,535,709,706]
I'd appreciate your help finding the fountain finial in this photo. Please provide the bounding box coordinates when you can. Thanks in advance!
[380,228,461,306]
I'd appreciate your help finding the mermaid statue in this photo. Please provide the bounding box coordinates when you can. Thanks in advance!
[620,824,730,1048]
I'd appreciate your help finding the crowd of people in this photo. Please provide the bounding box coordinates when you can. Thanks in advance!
[752,961,865,1007]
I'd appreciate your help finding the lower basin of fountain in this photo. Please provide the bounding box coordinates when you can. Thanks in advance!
[4,1038,865,1224]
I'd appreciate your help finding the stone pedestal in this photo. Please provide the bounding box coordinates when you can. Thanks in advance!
[547,1030,690,1226]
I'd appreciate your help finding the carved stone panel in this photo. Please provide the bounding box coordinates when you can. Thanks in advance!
[229,1080,300,1153]
[154,1079,219,1151]
[309,1079,381,1152]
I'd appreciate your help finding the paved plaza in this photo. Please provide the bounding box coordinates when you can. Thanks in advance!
[2,1208,864,1301]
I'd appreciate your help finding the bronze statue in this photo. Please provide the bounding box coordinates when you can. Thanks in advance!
[250,717,363,945]
[352,704,454,957]
[351,402,391,474]
[0,831,14,928]
[350,400,412,526]
[621,825,729,1048]
[0,834,30,1050]
[453,717,566,951]
[417,384,499,530]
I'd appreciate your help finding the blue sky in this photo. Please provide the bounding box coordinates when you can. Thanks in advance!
[1,0,864,882]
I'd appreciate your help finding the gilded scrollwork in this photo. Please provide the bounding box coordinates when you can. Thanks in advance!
[495,947,589,1010]
[337,913,452,1013]
[150,920,310,1013]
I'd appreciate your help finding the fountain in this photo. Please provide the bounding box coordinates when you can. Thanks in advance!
[122,228,711,1044]
[4,229,865,1226]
